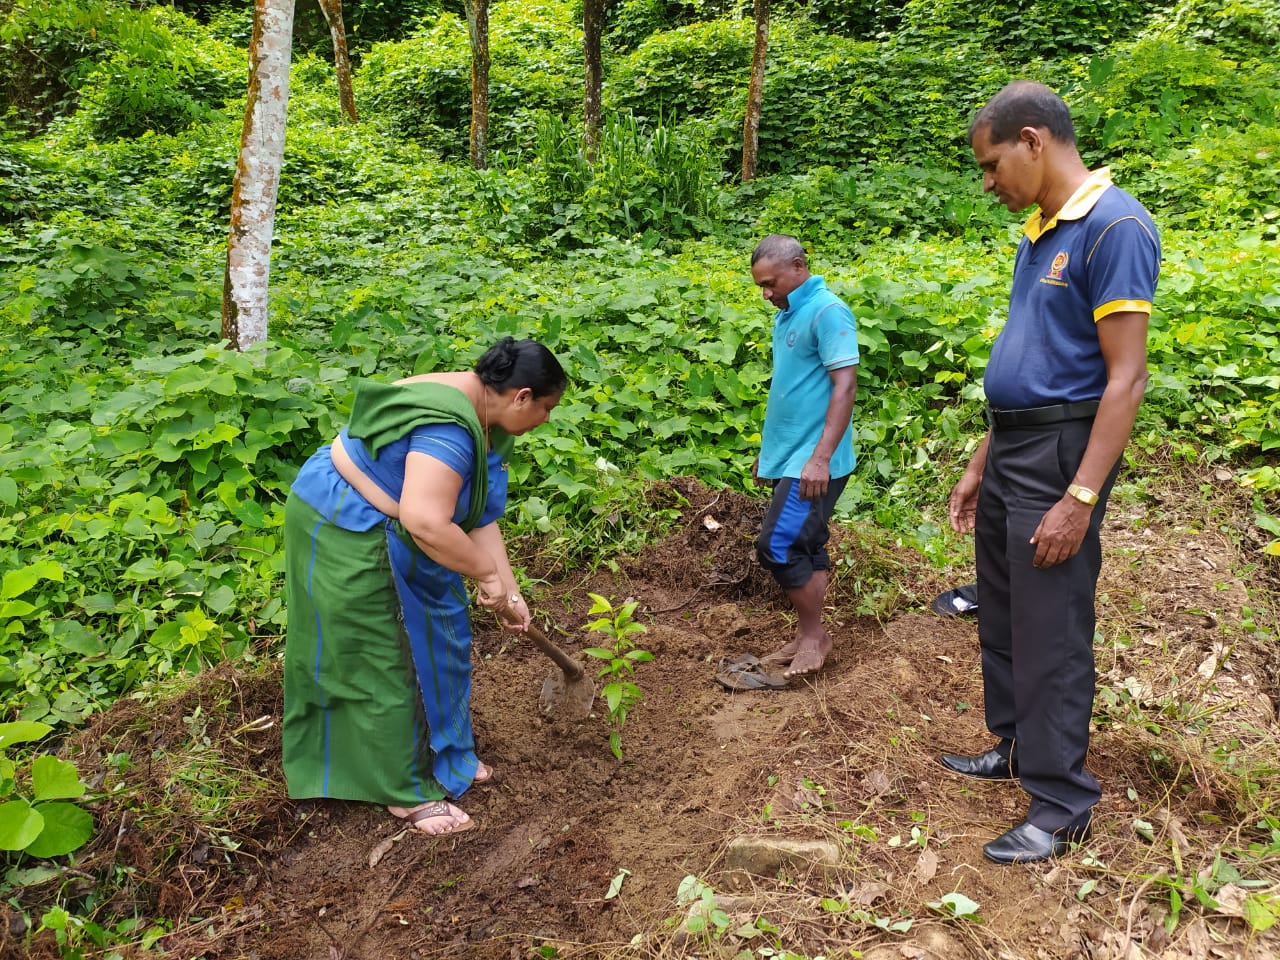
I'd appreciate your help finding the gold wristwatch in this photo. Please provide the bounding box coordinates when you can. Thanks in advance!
[1066,483,1099,506]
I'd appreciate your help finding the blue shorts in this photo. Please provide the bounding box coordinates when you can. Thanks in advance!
[756,475,849,590]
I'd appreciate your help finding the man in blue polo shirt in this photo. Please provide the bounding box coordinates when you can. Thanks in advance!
[942,82,1160,864]
[749,235,859,680]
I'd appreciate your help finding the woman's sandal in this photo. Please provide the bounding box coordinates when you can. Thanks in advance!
[392,800,476,836]
[474,761,494,785]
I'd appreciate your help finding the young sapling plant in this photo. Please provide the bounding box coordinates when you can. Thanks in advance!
[582,593,652,760]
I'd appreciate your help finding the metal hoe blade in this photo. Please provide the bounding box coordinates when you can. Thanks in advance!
[524,621,596,720]
[538,668,595,720]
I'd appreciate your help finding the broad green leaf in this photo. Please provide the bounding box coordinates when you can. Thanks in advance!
[17,695,51,724]
[205,585,237,614]
[931,892,981,919]
[31,756,87,802]
[0,799,43,851]
[0,599,36,618]
[605,683,623,713]
[97,430,151,457]
[223,496,267,529]
[52,621,107,657]
[0,721,53,749]
[123,558,185,582]
[24,803,94,858]
[2,561,64,600]
[4,865,62,887]
[1243,895,1279,932]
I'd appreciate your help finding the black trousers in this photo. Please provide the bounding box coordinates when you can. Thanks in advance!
[975,418,1120,830]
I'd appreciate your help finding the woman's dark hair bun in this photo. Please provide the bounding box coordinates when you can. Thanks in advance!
[474,337,567,398]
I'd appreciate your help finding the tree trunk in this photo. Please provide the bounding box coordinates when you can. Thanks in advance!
[317,0,357,123]
[222,0,295,351]
[583,0,605,162]
[464,0,490,169]
[742,0,769,183]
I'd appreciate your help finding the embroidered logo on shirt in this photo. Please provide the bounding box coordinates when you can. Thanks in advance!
[1040,250,1070,287]
[785,330,799,348]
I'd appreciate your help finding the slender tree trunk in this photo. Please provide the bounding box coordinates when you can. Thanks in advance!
[464,0,490,169]
[222,0,295,351]
[317,0,357,123]
[583,0,605,162]
[742,0,769,183]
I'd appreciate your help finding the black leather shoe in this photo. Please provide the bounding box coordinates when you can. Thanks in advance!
[938,748,1016,780]
[982,815,1092,864]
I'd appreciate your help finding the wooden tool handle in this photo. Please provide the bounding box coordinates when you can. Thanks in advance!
[522,621,586,682]
[495,602,587,681]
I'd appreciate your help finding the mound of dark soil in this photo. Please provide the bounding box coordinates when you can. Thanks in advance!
[9,474,1279,960]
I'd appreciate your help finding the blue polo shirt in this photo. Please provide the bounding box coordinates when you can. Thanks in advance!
[984,168,1160,410]
[759,275,859,479]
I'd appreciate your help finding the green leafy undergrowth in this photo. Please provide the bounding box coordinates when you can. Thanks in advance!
[3,213,1277,733]
[1146,233,1280,456]
[0,340,348,725]
[0,721,93,862]
[1,0,241,138]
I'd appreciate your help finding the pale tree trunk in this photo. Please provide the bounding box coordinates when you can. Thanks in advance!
[464,0,490,168]
[222,0,295,350]
[742,0,769,183]
[583,0,605,161]
[317,0,357,123]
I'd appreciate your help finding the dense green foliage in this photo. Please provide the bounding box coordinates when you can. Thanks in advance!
[0,0,243,136]
[0,0,1275,719]
[0,2,1278,937]
[359,0,583,157]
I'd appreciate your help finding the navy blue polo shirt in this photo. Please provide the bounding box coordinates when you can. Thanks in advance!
[984,168,1161,410]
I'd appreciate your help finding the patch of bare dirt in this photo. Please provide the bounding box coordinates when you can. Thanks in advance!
[8,470,1279,960]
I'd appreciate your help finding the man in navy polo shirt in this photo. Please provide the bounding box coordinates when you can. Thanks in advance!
[749,235,859,680]
[942,82,1160,863]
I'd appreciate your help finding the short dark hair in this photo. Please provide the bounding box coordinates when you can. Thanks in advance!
[474,337,567,398]
[969,80,1076,147]
[751,234,807,268]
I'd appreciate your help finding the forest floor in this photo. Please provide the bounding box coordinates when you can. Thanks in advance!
[8,466,1280,960]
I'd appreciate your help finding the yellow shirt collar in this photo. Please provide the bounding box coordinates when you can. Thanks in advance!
[1023,167,1112,242]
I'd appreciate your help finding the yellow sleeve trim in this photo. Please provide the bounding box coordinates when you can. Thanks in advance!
[1094,299,1151,322]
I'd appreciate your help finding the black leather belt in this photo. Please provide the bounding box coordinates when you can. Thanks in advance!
[987,400,1099,429]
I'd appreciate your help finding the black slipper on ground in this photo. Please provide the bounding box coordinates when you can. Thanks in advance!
[715,653,789,692]
[931,584,979,619]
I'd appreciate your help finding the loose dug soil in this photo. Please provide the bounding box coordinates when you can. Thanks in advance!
[7,470,1280,960]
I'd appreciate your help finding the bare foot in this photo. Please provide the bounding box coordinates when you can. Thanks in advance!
[760,639,799,666]
[388,800,475,836]
[783,632,833,679]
